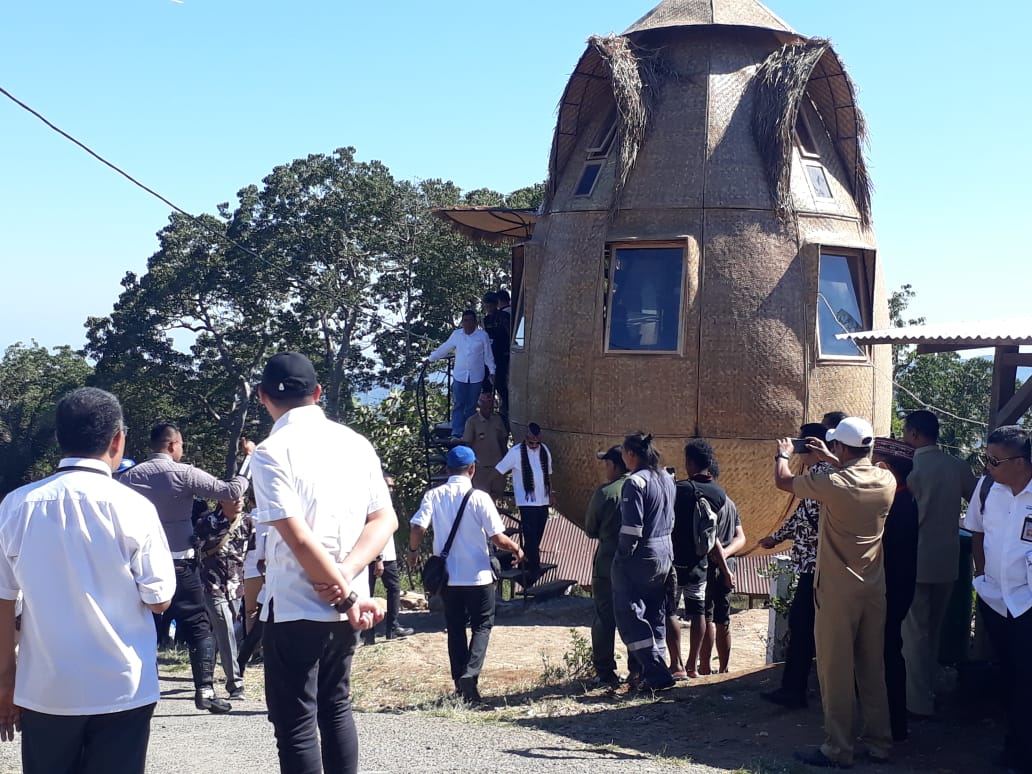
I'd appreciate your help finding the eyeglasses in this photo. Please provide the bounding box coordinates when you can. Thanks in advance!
[985,453,1026,467]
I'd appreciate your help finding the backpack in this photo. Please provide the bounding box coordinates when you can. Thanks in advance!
[977,473,994,513]
[690,482,718,557]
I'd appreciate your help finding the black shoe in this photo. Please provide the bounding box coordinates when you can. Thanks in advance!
[761,689,807,710]
[593,672,622,689]
[228,689,245,700]
[386,625,414,640]
[361,633,376,646]
[794,748,852,769]
[457,676,483,705]
[639,675,676,692]
[195,691,232,714]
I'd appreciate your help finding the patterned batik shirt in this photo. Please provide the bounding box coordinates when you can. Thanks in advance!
[772,461,833,575]
[192,508,255,600]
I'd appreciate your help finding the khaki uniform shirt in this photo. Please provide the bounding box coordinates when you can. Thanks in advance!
[584,473,629,580]
[793,457,896,594]
[462,412,508,469]
[906,445,977,584]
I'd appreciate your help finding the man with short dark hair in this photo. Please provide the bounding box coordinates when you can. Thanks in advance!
[901,409,977,717]
[462,392,508,498]
[584,446,630,687]
[121,422,254,713]
[407,446,524,703]
[424,310,496,437]
[121,423,253,713]
[252,351,396,774]
[668,439,733,679]
[963,424,1032,773]
[0,387,175,773]
[822,411,847,429]
[775,416,896,768]
[495,423,554,585]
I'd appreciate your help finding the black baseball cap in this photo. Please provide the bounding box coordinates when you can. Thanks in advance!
[596,445,623,464]
[261,352,318,399]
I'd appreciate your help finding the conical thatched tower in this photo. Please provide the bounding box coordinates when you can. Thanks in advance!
[505,0,890,539]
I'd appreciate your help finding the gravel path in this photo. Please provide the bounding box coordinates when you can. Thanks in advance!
[0,676,708,774]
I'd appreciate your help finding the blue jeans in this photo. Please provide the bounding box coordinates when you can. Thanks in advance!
[451,379,482,436]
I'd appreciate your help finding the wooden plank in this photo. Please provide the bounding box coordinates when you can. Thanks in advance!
[995,375,1032,428]
[998,353,1032,368]
[990,346,1019,430]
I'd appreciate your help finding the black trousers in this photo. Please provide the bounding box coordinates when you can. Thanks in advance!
[884,594,912,741]
[158,558,217,691]
[264,606,360,774]
[495,356,510,422]
[367,559,402,631]
[20,703,155,774]
[591,573,618,676]
[442,584,496,684]
[979,598,1032,771]
[519,505,549,573]
[780,572,816,697]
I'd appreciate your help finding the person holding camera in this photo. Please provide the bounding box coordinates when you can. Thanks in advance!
[407,446,523,704]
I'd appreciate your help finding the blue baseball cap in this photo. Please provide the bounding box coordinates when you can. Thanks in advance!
[446,445,477,467]
[116,457,136,473]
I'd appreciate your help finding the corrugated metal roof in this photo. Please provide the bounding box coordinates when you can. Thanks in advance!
[500,512,596,587]
[838,318,1032,348]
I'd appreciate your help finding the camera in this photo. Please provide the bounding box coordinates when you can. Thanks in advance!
[791,438,811,454]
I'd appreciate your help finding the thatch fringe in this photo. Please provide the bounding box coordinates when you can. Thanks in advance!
[752,40,830,227]
[589,35,654,211]
[753,39,874,227]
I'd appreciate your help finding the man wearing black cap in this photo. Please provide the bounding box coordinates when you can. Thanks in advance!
[584,445,629,687]
[252,352,398,774]
[121,421,255,714]
[407,445,524,704]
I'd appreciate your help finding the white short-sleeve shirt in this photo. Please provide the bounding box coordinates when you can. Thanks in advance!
[411,475,506,586]
[252,405,391,623]
[495,443,553,507]
[964,474,1032,617]
[0,457,176,715]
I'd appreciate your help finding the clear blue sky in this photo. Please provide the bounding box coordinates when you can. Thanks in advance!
[1,0,1028,353]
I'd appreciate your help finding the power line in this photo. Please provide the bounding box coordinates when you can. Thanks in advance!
[0,84,436,347]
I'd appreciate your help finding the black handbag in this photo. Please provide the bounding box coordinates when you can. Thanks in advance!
[421,489,474,595]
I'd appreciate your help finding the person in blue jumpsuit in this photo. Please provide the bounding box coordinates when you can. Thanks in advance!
[612,432,676,691]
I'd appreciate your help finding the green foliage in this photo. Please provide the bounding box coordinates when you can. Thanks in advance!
[889,285,992,456]
[538,629,595,685]
[0,342,92,494]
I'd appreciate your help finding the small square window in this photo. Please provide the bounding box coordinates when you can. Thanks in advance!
[587,108,618,160]
[795,112,820,158]
[806,164,834,199]
[574,162,603,197]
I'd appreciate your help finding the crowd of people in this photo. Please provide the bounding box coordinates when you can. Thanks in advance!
[0,324,1029,774]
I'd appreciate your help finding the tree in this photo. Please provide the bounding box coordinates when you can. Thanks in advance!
[0,342,91,495]
[889,286,992,454]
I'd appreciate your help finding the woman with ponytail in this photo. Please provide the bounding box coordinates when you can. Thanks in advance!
[612,432,677,691]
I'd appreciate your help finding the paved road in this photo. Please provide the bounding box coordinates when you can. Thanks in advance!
[0,676,702,774]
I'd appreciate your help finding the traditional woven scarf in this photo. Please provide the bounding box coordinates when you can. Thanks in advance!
[519,442,551,500]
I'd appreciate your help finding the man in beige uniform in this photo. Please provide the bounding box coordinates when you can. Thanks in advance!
[775,417,896,768]
[901,410,976,716]
[462,392,508,498]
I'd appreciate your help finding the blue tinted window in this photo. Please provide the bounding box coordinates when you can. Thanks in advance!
[574,163,602,197]
[818,254,866,358]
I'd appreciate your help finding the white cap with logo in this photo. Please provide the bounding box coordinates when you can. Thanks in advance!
[826,417,875,448]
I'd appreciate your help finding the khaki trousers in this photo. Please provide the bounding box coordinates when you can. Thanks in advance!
[815,582,892,765]
[901,581,952,715]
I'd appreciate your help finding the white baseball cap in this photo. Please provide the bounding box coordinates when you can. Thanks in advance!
[826,417,875,448]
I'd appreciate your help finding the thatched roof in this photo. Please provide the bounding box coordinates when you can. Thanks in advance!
[753,41,873,226]
[624,0,795,35]
[431,207,537,243]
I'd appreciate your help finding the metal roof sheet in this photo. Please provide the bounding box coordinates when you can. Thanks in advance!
[838,318,1032,348]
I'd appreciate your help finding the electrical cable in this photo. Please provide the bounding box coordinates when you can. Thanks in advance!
[0,83,437,346]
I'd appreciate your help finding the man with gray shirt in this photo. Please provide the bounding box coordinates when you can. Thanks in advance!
[121,423,253,713]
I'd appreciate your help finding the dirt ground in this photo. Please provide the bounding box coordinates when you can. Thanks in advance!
[347,595,1009,772]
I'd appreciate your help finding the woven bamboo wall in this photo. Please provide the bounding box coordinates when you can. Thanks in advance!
[508,12,887,539]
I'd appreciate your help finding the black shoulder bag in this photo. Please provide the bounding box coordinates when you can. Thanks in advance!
[421,489,474,595]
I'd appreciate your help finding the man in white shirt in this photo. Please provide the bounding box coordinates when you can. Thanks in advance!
[495,423,553,585]
[964,424,1032,774]
[406,446,523,704]
[424,309,496,437]
[0,387,175,774]
[252,352,397,774]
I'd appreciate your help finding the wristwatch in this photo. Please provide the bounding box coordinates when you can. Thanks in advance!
[334,590,359,613]
[774,453,790,461]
